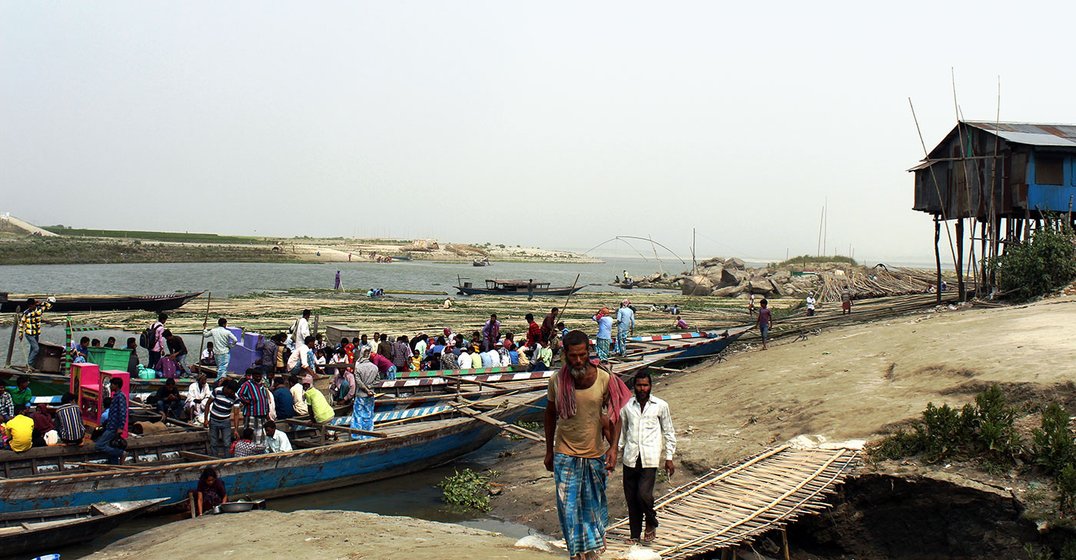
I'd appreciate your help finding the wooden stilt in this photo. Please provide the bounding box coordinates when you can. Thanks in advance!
[934,216,942,304]
[782,529,791,560]
[955,219,965,300]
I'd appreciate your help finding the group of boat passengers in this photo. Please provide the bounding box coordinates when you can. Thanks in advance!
[8,298,681,554]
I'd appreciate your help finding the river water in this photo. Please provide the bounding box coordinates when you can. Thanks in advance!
[0,256,673,298]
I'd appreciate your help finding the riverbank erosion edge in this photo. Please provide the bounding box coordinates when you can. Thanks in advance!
[86,509,559,559]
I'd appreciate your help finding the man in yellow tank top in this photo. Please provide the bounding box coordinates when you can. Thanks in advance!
[545,330,624,559]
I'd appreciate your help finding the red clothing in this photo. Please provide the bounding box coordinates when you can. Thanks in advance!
[540,313,556,344]
[526,322,541,348]
[370,353,393,374]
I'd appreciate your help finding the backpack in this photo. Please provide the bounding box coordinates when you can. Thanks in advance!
[139,322,159,349]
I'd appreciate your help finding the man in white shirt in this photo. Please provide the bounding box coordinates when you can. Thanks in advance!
[287,337,313,376]
[185,374,212,425]
[203,318,238,377]
[288,310,312,350]
[618,371,676,544]
[263,420,293,453]
[457,349,473,369]
[806,292,816,316]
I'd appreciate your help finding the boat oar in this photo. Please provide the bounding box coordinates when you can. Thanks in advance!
[196,292,212,364]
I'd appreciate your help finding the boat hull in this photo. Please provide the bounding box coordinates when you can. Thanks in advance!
[0,292,203,313]
[455,285,583,297]
[0,499,167,557]
[0,400,533,514]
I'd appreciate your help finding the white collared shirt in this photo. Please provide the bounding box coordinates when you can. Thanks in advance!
[265,429,292,453]
[618,395,676,468]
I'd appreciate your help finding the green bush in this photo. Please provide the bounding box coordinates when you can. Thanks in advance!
[1059,464,1076,515]
[975,385,1020,456]
[438,468,495,512]
[989,226,1076,301]
[1033,403,1075,477]
[869,385,1020,464]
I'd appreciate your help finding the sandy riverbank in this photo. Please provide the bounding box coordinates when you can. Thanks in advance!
[86,510,559,560]
[488,295,1076,535]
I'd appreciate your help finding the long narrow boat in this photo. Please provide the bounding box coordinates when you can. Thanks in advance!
[0,391,542,514]
[614,326,752,365]
[455,279,583,297]
[0,292,203,313]
[0,498,168,556]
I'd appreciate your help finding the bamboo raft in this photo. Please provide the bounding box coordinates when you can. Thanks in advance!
[604,444,860,559]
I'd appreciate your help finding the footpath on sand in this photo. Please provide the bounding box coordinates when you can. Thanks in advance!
[489,296,1076,534]
[86,510,559,559]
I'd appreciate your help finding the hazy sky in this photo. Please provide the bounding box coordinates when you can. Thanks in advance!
[4,1,1076,264]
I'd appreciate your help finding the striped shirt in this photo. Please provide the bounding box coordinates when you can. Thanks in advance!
[56,403,85,442]
[18,301,52,337]
[236,380,270,418]
[208,387,238,422]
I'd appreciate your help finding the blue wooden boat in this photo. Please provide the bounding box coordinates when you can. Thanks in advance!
[0,392,542,514]
[619,327,751,364]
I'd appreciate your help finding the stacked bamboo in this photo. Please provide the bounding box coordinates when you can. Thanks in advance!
[814,266,942,303]
[605,445,860,559]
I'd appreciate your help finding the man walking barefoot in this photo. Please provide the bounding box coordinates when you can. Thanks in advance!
[544,330,631,559]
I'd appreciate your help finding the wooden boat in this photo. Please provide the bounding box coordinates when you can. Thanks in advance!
[472,257,491,267]
[0,292,203,313]
[0,498,168,556]
[617,327,752,364]
[0,391,543,514]
[455,279,583,297]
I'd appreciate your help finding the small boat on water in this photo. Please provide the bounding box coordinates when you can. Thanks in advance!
[472,257,491,267]
[0,498,168,557]
[455,278,583,297]
[0,292,203,313]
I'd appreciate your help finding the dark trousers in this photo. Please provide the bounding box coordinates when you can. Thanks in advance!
[623,458,658,539]
[149,350,162,369]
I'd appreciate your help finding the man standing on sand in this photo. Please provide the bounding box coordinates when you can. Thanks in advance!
[756,298,773,350]
[544,330,631,560]
[841,288,853,314]
[592,308,614,363]
[616,300,635,356]
[334,270,342,291]
[618,371,676,544]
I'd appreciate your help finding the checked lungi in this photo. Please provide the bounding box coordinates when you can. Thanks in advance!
[554,453,608,557]
[243,415,267,446]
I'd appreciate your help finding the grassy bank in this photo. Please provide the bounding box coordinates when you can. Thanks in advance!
[0,236,301,265]
[41,226,265,245]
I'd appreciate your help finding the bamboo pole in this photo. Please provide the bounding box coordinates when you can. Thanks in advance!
[196,292,212,363]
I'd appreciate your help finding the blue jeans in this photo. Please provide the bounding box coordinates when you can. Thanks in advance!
[209,417,233,457]
[95,428,124,464]
[216,352,230,377]
[26,334,40,366]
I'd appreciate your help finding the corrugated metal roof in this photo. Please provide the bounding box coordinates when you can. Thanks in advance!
[964,121,1076,147]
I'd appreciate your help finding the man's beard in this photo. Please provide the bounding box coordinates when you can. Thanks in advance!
[570,365,587,380]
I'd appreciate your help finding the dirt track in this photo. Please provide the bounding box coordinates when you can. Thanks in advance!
[489,295,1076,534]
